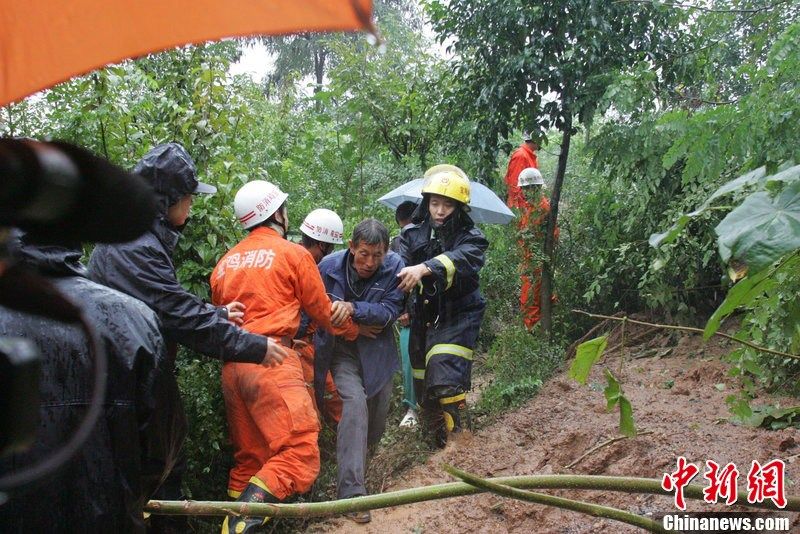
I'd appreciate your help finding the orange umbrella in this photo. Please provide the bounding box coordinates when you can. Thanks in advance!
[0,0,373,107]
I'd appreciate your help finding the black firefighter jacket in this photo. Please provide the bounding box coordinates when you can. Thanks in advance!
[0,244,185,533]
[88,217,268,363]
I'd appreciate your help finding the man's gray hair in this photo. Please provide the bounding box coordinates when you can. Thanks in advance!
[351,218,389,250]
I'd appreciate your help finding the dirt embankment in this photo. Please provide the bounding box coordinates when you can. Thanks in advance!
[321,328,800,533]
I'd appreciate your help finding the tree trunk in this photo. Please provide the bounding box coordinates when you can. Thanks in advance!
[313,47,326,111]
[540,114,572,336]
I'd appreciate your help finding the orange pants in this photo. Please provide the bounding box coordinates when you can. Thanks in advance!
[520,272,542,329]
[296,342,342,424]
[221,349,320,500]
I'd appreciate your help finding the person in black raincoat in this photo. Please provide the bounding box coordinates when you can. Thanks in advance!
[397,165,488,447]
[87,143,287,523]
[88,143,287,368]
[0,235,184,532]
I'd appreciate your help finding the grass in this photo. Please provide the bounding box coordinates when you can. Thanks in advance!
[474,324,564,422]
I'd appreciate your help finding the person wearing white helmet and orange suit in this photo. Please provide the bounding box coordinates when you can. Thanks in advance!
[210,182,367,533]
[517,167,559,330]
[294,208,346,423]
[396,165,489,448]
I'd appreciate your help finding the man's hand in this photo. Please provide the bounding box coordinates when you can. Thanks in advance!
[397,312,411,327]
[397,264,430,292]
[330,300,354,327]
[261,339,287,368]
[224,301,246,325]
[357,323,383,339]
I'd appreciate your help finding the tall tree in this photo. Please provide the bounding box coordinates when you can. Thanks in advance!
[261,0,423,95]
[427,0,686,335]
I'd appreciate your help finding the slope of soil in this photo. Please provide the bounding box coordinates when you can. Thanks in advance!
[321,329,800,533]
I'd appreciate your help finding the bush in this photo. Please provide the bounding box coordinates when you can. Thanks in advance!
[478,223,522,350]
[476,325,563,417]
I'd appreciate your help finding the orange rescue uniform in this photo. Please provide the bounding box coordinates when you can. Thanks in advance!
[295,324,342,424]
[518,194,557,329]
[210,226,357,500]
[504,143,539,209]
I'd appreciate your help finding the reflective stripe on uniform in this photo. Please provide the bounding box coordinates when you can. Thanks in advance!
[425,343,474,365]
[432,254,456,289]
[439,392,466,405]
[412,368,426,379]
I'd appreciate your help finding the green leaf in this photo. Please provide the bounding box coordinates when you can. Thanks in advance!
[649,214,691,248]
[650,164,797,250]
[765,163,800,187]
[715,181,800,272]
[706,165,767,205]
[603,369,636,437]
[568,335,608,385]
[618,396,636,437]
[704,265,778,339]
[603,368,621,409]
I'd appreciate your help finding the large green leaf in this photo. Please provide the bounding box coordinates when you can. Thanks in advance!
[604,369,636,437]
[568,335,608,385]
[704,251,800,339]
[764,163,800,187]
[650,164,797,249]
[715,180,800,272]
[706,165,768,205]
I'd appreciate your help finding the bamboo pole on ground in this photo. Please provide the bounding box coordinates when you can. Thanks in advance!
[443,465,668,533]
[145,473,800,517]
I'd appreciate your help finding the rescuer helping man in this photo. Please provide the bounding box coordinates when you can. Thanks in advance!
[210,181,373,533]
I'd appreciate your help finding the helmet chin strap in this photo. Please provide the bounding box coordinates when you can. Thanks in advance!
[268,205,289,238]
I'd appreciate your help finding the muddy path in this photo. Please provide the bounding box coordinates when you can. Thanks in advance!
[319,327,800,533]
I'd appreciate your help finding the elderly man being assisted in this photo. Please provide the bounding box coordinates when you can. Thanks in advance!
[314,218,404,523]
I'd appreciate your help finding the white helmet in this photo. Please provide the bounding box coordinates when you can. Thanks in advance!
[234,180,289,229]
[518,167,544,187]
[300,208,344,244]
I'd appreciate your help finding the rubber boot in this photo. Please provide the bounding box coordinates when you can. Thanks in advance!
[221,478,279,534]
[420,396,447,449]
[439,392,471,439]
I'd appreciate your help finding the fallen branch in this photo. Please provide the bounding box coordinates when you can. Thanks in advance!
[145,473,800,517]
[444,464,668,533]
[572,310,800,361]
[566,311,625,359]
[565,431,654,469]
[605,327,660,357]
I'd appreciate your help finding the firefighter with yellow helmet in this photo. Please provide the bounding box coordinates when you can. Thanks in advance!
[396,165,489,447]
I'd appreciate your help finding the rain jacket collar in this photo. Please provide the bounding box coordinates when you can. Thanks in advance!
[151,217,181,256]
[16,242,87,278]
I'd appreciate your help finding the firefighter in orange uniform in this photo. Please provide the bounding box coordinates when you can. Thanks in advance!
[211,181,359,533]
[517,167,557,329]
[504,131,539,209]
[295,208,346,424]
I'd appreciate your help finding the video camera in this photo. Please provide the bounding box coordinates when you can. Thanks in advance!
[0,138,157,494]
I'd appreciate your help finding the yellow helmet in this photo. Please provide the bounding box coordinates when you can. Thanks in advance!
[421,164,471,205]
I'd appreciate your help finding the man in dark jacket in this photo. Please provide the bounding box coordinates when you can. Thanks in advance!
[89,142,286,368]
[88,143,287,521]
[314,218,404,523]
[0,236,184,532]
